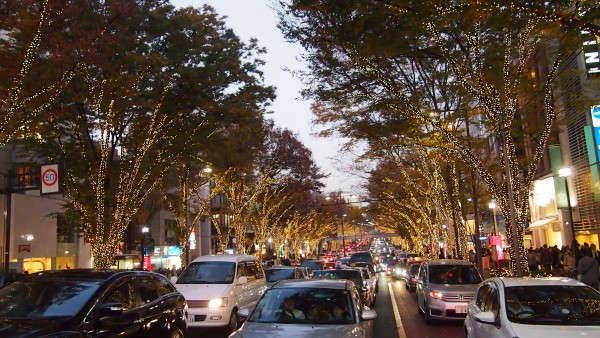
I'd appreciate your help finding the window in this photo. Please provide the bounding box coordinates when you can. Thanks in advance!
[136,278,159,304]
[476,285,491,309]
[104,282,135,310]
[155,276,176,296]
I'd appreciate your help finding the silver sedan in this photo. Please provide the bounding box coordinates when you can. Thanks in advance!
[229,279,377,338]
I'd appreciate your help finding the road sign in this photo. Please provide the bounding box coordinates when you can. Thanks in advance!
[40,164,60,194]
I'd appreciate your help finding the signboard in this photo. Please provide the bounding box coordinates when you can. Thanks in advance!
[582,31,600,75]
[40,164,60,195]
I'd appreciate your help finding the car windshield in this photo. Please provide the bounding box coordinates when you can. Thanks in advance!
[428,265,482,284]
[505,285,600,325]
[301,261,322,270]
[0,278,102,318]
[176,261,236,284]
[247,287,355,324]
[266,269,295,282]
[313,270,363,288]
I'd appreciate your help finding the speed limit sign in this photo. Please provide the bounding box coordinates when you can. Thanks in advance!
[40,164,60,194]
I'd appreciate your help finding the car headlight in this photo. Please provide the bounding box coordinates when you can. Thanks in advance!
[208,297,228,308]
[429,291,444,300]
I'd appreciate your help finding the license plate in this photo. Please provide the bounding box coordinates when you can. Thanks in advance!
[188,314,195,323]
[455,305,468,314]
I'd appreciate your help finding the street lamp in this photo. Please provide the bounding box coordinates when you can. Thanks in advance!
[488,201,498,235]
[558,167,576,255]
[141,226,149,270]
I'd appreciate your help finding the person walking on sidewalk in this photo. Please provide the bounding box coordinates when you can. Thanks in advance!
[577,247,599,291]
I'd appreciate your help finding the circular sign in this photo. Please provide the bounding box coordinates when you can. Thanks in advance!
[42,168,58,186]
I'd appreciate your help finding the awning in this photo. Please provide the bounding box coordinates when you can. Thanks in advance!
[528,216,558,229]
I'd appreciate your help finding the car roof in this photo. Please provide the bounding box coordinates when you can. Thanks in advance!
[270,278,350,290]
[191,254,257,263]
[265,266,298,270]
[423,259,474,266]
[26,269,162,280]
[493,276,588,288]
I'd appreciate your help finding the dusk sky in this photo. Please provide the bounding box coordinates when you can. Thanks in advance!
[171,0,365,194]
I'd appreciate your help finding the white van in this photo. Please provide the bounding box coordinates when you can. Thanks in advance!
[171,254,267,334]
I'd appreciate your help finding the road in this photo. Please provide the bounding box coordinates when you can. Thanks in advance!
[190,272,465,338]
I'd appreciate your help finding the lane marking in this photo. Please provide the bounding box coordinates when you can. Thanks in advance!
[388,282,407,338]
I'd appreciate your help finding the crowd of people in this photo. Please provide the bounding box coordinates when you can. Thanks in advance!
[524,241,600,290]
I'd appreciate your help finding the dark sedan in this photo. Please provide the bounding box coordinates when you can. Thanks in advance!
[265,266,306,288]
[0,269,187,338]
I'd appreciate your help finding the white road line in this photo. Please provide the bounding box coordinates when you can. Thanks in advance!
[388,282,407,338]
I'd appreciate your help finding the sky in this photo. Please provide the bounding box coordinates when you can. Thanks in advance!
[170,0,364,193]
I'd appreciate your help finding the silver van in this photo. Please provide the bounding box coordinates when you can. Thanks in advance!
[415,259,482,324]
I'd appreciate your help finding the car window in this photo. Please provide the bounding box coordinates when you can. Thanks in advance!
[505,285,600,324]
[135,278,159,304]
[0,277,102,318]
[247,287,355,324]
[243,262,257,281]
[104,281,136,310]
[253,261,265,279]
[428,265,482,284]
[176,262,236,284]
[154,275,176,296]
[313,270,363,288]
[476,285,492,310]
[484,288,499,316]
[265,269,295,282]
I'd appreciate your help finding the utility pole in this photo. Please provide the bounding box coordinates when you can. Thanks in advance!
[2,171,13,274]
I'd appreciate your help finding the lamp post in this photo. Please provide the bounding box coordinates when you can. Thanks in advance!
[141,226,149,270]
[488,201,498,236]
[558,167,576,257]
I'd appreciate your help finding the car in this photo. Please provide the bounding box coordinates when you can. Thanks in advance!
[404,261,424,291]
[0,273,26,288]
[230,279,377,338]
[350,262,378,292]
[0,269,187,338]
[348,251,374,266]
[354,267,377,306]
[312,268,374,309]
[416,259,483,323]
[301,259,324,272]
[172,254,267,334]
[265,266,306,288]
[464,277,600,338]
[390,263,406,280]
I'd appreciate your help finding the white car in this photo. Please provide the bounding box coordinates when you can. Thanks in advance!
[464,277,600,338]
[230,279,377,338]
[172,254,267,334]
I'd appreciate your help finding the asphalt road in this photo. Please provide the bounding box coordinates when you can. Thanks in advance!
[191,272,465,338]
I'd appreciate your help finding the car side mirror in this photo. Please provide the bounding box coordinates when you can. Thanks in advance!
[238,276,248,284]
[238,307,251,318]
[474,311,496,324]
[98,302,124,319]
[361,309,377,321]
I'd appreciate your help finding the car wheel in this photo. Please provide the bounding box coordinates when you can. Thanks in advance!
[226,308,239,334]
[168,327,185,338]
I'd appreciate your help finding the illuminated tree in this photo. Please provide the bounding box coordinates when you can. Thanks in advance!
[277,0,588,275]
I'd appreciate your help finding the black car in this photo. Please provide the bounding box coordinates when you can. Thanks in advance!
[311,268,374,308]
[300,259,324,272]
[0,273,26,288]
[0,269,187,338]
[265,267,305,288]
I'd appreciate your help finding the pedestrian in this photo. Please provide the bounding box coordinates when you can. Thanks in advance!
[540,244,552,271]
[526,248,537,271]
[591,244,600,265]
[562,246,576,275]
[577,247,599,291]
[551,245,560,270]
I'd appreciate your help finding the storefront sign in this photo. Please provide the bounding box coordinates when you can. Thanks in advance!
[583,31,600,75]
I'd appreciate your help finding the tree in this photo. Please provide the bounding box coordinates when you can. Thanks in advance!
[0,0,96,146]
[16,1,274,268]
[277,0,585,275]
